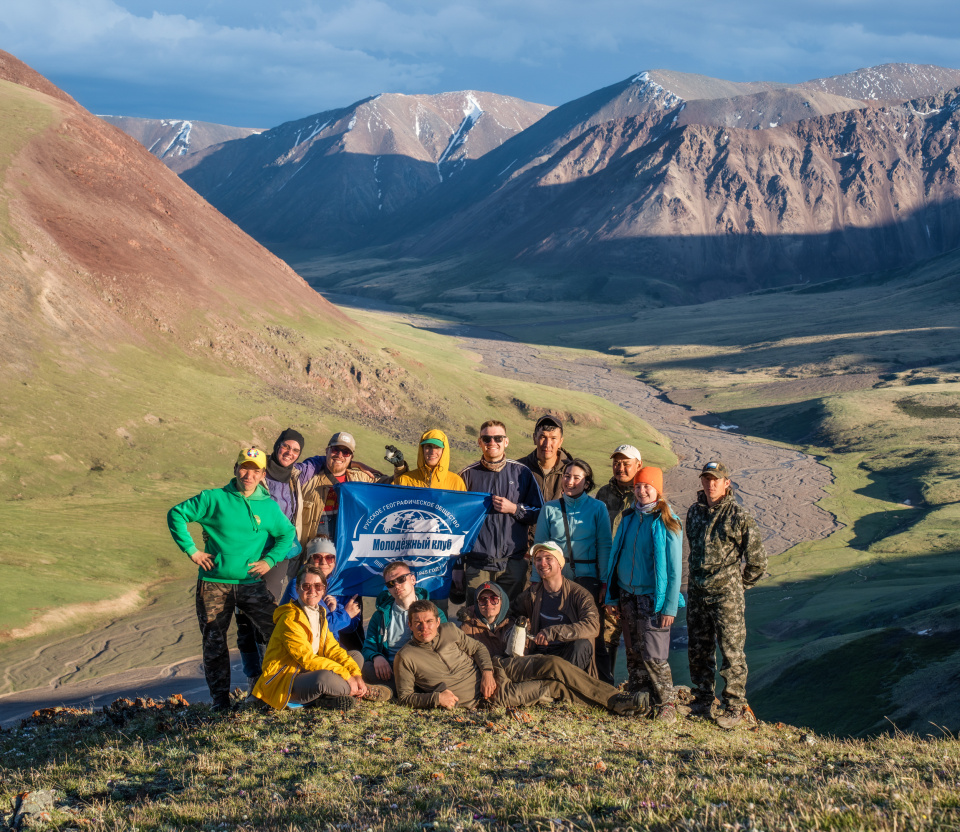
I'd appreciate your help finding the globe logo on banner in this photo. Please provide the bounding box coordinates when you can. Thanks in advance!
[333,483,490,599]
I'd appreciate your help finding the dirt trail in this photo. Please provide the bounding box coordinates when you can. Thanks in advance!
[423,321,840,557]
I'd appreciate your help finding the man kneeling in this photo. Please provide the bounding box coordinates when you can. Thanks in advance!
[254,566,391,710]
[395,600,647,715]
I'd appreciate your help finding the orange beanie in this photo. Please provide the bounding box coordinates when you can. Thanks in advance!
[634,466,663,495]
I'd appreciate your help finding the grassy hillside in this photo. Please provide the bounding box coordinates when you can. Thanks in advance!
[3,697,959,831]
[535,250,960,737]
[0,305,673,692]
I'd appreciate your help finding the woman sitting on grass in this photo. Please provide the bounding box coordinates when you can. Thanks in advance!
[603,466,684,724]
[253,566,390,710]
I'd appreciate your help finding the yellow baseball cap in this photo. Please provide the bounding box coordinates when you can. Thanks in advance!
[236,448,267,469]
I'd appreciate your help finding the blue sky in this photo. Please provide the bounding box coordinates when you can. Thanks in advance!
[2,0,958,128]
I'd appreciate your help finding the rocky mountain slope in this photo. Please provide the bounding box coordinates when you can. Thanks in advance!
[173,91,552,249]
[99,116,262,161]
[171,62,960,306]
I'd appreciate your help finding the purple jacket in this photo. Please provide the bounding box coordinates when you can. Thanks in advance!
[266,455,323,521]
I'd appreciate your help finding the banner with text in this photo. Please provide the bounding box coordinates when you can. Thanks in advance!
[331,482,490,599]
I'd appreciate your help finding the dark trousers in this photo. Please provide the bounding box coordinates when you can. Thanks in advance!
[235,558,291,678]
[465,557,529,605]
[620,593,675,705]
[572,576,613,684]
[196,580,276,707]
[530,638,594,674]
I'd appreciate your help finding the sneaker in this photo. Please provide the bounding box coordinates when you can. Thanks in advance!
[656,702,678,725]
[715,703,758,730]
[608,691,650,716]
[362,685,393,703]
[310,695,357,711]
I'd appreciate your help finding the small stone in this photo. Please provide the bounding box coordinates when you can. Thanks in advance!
[799,733,816,745]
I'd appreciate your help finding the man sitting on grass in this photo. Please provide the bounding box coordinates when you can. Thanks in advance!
[461,582,648,716]
[361,560,447,693]
[254,566,391,709]
[396,600,647,715]
[512,541,601,675]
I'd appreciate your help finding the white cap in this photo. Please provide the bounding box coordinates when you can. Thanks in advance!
[611,444,642,461]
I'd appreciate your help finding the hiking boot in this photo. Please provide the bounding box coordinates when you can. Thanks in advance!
[362,685,393,703]
[211,699,232,714]
[688,697,720,718]
[608,691,650,716]
[715,703,758,730]
[309,695,357,711]
[655,702,678,725]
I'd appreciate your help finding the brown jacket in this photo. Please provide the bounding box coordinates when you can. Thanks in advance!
[301,461,400,542]
[460,614,514,658]
[394,623,494,709]
[511,578,600,644]
[517,448,574,504]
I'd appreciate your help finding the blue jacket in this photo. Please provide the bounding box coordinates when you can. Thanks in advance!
[533,492,612,583]
[603,508,684,617]
[280,582,361,641]
[459,459,543,569]
[361,586,448,662]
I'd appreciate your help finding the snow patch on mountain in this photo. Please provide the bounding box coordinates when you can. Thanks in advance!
[436,94,485,182]
[160,121,192,158]
[630,71,684,109]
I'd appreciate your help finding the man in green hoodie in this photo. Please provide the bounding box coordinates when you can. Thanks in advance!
[167,448,298,712]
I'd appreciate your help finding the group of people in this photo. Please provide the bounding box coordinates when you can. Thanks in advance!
[167,415,768,729]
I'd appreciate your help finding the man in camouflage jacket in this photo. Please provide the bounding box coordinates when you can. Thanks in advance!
[685,460,767,729]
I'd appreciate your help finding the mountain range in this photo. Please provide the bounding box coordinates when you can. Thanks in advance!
[112,62,960,307]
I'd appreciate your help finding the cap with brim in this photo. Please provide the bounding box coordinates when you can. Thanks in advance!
[700,460,729,479]
[535,415,563,433]
[420,437,445,448]
[306,537,336,557]
[611,444,642,461]
[327,432,356,452]
[529,540,566,570]
[236,448,267,469]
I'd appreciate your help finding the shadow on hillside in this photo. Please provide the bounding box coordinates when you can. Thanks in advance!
[747,547,960,738]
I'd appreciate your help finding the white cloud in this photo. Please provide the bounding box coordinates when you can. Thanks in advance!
[1,0,958,124]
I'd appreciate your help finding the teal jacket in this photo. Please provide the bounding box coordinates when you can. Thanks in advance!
[362,586,448,663]
[533,492,613,583]
[167,480,297,584]
[603,508,684,617]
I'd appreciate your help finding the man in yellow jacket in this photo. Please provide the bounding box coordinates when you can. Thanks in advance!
[253,566,391,709]
[394,430,466,491]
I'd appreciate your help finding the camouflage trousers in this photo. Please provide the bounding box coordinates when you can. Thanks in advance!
[196,580,277,707]
[619,593,675,705]
[687,585,747,708]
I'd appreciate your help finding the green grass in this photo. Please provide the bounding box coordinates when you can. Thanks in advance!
[3,698,959,831]
[0,303,672,678]
[0,80,55,250]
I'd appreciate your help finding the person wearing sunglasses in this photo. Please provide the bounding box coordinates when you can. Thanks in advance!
[280,536,363,651]
[459,420,544,605]
[361,560,447,693]
[308,431,409,542]
[253,566,391,709]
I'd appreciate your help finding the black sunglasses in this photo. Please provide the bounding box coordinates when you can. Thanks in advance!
[480,435,506,444]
